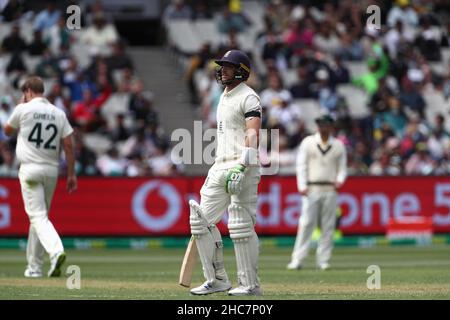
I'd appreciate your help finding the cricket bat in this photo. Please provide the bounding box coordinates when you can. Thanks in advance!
[179,235,198,287]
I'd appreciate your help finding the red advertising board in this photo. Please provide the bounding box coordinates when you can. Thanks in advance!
[0,176,449,236]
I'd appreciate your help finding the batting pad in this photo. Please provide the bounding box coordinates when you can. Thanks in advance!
[210,225,229,281]
[189,200,216,283]
[228,204,260,288]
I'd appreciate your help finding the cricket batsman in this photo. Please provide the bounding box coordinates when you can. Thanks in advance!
[189,50,262,296]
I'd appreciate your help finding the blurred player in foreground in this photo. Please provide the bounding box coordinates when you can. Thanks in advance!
[3,76,77,277]
[288,115,347,270]
[189,50,263,296]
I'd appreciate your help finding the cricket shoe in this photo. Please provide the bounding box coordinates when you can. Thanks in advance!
[228,286,262,296]
[24,268,43,278]
[48,252,66,277]
[190,279,232,295]
[286,261,303,270]
[318,263,330,271]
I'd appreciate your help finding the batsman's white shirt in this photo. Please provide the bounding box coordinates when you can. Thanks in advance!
[213,82,262,170]
[7,97,73,167]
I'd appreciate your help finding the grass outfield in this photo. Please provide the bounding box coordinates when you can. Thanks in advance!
[0,245,449,299]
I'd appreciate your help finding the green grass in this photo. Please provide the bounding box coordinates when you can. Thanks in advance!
[0,245,449,299]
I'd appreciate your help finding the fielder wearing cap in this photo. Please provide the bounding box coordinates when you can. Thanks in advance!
[188,50,263,296]
[287,114,347,271]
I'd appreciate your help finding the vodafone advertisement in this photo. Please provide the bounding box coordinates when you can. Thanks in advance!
[0,176,449,236]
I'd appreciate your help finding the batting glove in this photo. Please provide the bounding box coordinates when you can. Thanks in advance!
[225,164,246,195]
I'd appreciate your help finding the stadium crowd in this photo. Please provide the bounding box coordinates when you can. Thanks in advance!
[173,0,450,176]
[1,0,449,178]
[0,0,179,177]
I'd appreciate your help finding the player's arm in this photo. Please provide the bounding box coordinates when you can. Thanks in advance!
[296,139,308,195]
[240,116,261,167]
[62,133,77,193]
[335,143,347,190]
[240,94,262,167]
[3,124,16,137]
[3,102,23,136]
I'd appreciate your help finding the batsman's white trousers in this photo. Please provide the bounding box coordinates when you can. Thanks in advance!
[19,163,64,271]
[200,167,260,225]
[291,190,337,267]
[198,166,261,288]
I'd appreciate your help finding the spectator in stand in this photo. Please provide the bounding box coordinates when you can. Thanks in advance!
[290,59,315,98]
[399,75,426,118]
[259,28,287,71]
[260,72,291,111]
[263,0,290,34]
[414,15,442,61]
[427,128,450,161]
[147,141,177,176]
[28,30,47,56]
[162,0,192,26]
[74,132,98,176]
[0,147,18,177]
[218,29,243,54]
[266,132,296,174]
[192,0,213,20]
[0,96,13,130]
[315,69,339,114]
[33,1,61,32]
[106,41,134,72]
[63,62,98,102]
[86,56,114,86]
[128,80,157,125]
[433,114,450,137]
[283,16,315,60]
[35,49,60,78]
[71,88,105,132]
[121,125,158,159]
[387,0,419,30]
[352,58,385,96]
[1,0,25,22]
[46,16,72,56]
[184,42,212,105]
[384,21,414,60]
[199,61,222,128]
[369,151,401,176]
[125,154,149,177]
[347,153,369,176]
[116,67,138,93]
[110,114,131,143]
[330,55,350,85]
[96,147,127,176]
[46,82,70,116]
[1,23,27,54]
[362,26,390,77]
[261,73,302,135]
[81,12,119,57]
[337,32,364,61]
[373,97,408,138]
[217,5,248,34]
[442,22,450,48]
[313,21,341,56]
[405,142,436,175]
